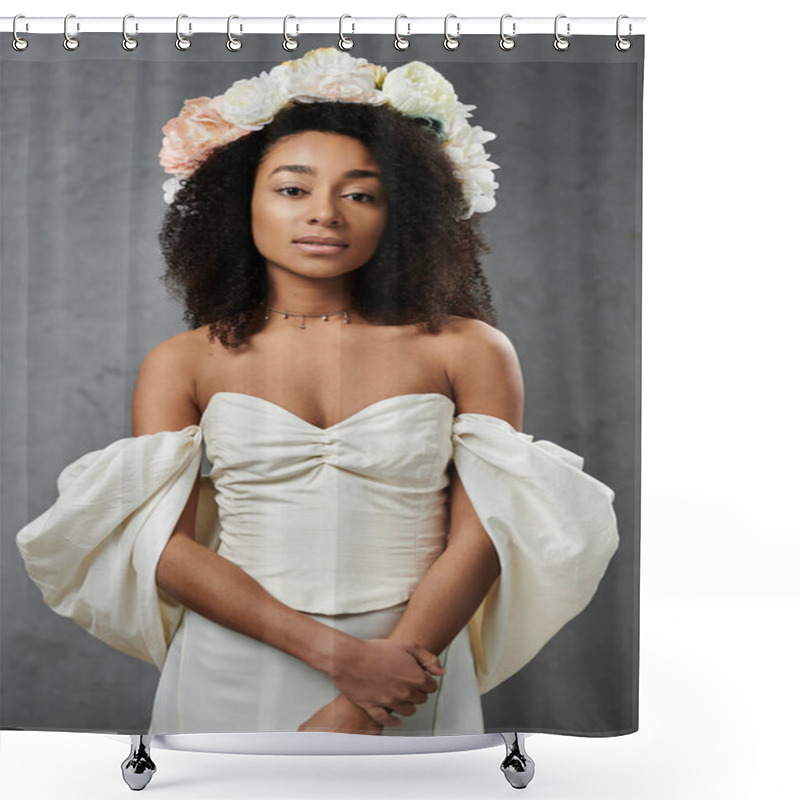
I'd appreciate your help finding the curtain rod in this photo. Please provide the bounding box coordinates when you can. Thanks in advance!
[1,16,646,36]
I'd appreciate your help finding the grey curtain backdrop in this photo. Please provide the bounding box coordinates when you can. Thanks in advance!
[0,33,643,734]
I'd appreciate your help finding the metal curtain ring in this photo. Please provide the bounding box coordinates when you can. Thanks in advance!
[443,14,460,50]
[283,15,299,51]
[553,14,570,51]
[176,14,191,50]
[499,13,515,50]
[63,13,79,51]
[12,14,29,51]
[122,14,138,51]
[227,15,242,51]
[339,15,354,50]
[394,15,410,50]
[616,15,632,51]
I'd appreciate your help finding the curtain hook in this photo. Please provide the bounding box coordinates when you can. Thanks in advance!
[339,15,354,50]
[443,13,460,51]
[227,15,243,51]
[283,15,299,51]
[122,14,138,51]
[175,14,191,51]
[616,15,632,51]
[553,14,570,51]
[63,13,80,51]
[12,14,29,52]
[499,14,516,50]
[394,15,410,50]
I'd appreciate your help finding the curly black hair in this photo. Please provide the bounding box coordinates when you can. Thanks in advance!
[158,99,498,349]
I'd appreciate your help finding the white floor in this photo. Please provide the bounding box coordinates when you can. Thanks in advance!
[3,598,797,799]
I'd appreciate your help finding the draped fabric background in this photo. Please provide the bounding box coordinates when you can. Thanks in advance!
[0,33,642,735]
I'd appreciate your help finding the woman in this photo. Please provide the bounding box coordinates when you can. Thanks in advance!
[16,48,620,738]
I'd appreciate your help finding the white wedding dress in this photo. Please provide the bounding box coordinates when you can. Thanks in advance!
[16,391,619,736]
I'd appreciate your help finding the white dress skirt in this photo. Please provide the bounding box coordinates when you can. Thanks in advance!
[149,602,484,736]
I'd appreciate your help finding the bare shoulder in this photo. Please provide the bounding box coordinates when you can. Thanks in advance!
[131,327,207,435]
[438,315,525,429]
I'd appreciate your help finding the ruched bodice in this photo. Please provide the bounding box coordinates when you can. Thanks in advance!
[200,392,456,614]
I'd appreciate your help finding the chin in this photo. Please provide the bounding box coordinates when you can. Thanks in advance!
[276,261,364,280]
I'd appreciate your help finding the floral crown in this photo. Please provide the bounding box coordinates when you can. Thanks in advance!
[159,47,499,220]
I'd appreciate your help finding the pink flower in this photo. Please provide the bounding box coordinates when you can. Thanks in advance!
[159,96,251,175]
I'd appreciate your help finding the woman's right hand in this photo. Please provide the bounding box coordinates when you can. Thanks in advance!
[328,637,446,727]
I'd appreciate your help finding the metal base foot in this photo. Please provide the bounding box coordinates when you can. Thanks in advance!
[500,732,535,789]
[121,735,156,791]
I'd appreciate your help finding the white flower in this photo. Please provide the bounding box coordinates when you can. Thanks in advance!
[443,118,500,219]
[219,72,287,130]
[269,47,386,105]
[382,62,462,129]
[162,176,185,204]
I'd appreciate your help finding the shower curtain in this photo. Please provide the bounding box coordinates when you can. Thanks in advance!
[1,30,642,738]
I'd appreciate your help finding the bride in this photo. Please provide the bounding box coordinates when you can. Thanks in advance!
[147,49,513,736]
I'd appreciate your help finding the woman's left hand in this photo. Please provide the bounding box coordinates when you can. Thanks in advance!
[298,693,385,735]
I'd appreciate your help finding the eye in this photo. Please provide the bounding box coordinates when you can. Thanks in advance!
[347,192,374,203]
[277,186,306,197]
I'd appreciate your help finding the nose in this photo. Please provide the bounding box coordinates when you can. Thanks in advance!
[309,193,342,226]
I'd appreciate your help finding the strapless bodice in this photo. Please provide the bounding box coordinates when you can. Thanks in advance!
[200,392,456,615]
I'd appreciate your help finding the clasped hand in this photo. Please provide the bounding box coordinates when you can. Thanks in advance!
[324,637,446,728]
[334,637,445,726]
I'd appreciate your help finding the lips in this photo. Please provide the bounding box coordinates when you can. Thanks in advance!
[294,240,348,256]
[294,237,347,246]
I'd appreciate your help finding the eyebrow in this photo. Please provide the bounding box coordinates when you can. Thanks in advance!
[268,165,382,181]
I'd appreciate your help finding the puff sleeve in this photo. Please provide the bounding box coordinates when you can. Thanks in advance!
[452,413,620,695]
[15,425,221,669]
